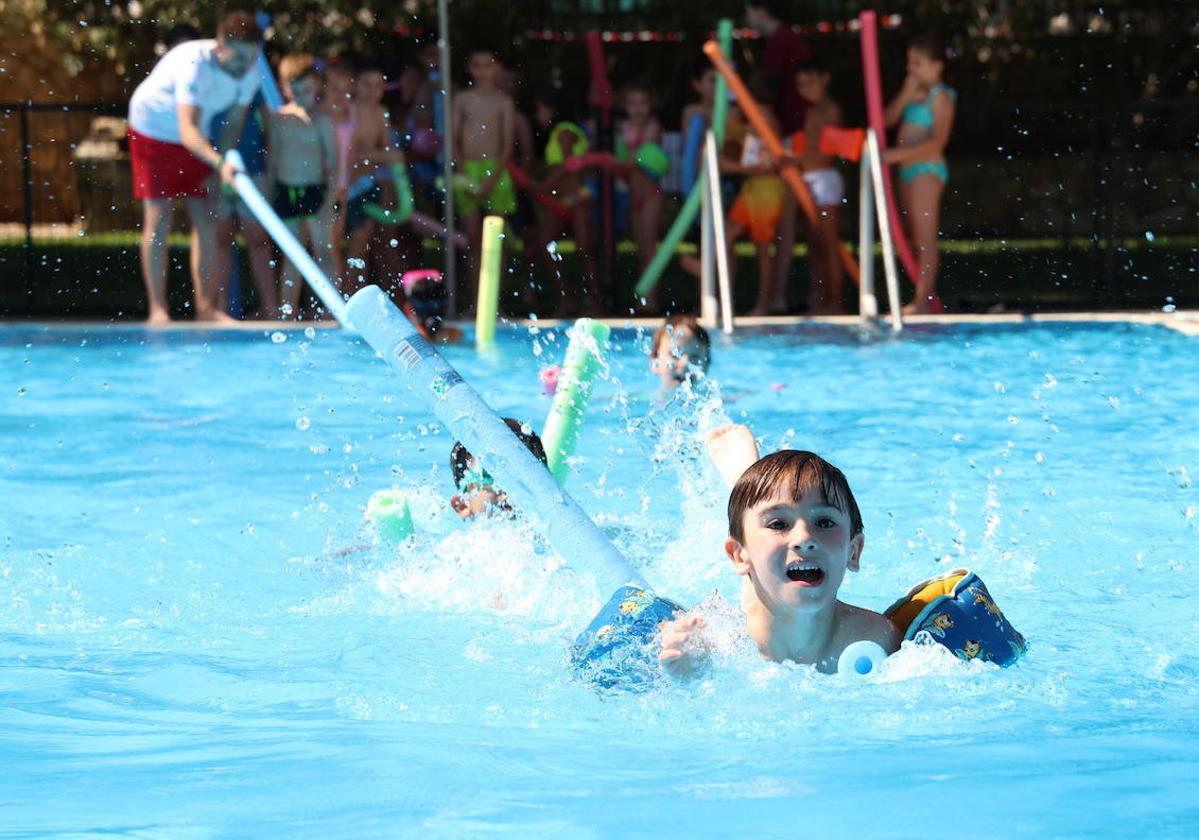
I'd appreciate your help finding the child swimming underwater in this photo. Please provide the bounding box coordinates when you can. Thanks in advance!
[658,447,899,677]
[449,417,547,519]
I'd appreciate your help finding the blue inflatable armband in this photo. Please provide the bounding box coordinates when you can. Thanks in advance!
[571,585,684,691]
[885,569,1026,666]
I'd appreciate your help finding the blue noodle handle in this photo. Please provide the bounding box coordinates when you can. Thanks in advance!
[680,112,706,198]
[345,285,649,595]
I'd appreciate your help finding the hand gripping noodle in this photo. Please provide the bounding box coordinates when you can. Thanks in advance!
[365,488,415,542]
[475,215,503,351]
[361,164,415,226]
[346,286,682,690]
[885,569,1027,667]
[541,318,610,483]
[224,151,347,323]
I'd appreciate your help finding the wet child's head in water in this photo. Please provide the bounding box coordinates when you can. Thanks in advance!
[449,418,548,518]
[650,315,711,389]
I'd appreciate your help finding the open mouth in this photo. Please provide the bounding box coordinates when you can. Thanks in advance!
[785,562,825,586]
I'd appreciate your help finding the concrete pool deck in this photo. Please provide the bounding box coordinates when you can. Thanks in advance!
[5,310,1199,335]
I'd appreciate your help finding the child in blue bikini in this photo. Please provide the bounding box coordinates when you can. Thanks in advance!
[883,34,956,315]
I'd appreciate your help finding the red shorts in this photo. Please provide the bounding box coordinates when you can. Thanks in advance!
[128,129,212,200]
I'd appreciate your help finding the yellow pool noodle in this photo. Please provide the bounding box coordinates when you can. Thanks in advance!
[476,215,503,351]
[542,318,611,482]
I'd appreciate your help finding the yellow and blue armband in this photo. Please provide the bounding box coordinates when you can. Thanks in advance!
[570,585,684,691]
[885,569,1026,666]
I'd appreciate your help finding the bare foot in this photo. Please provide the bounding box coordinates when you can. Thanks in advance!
[196,308,238,324]
[146,307,171,325]
[902,294,944,316]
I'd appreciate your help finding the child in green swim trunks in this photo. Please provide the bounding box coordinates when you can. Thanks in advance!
[883,34,956,315]
[452,45,517,305]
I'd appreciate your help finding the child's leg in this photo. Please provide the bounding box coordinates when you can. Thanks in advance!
[279,217,306,318]
[901,174,945,313]
[345,218,376,296]
[751,243,773,315]
[771,193,798,312]
[461,209,483,309]
[818,208,843,313]
[573,198,601,304]
[305,214,338,319]
[631,174,662,272]
[241,214,280,318]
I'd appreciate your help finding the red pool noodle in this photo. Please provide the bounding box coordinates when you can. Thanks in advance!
[859,10,922,287]
[703,40,860,286]
[506,162,572,222]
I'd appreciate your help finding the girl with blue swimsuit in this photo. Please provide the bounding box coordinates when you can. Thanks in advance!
[883,35,956,314]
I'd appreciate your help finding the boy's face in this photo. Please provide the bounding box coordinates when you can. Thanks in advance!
[726,487,863,613]
[357,70,385,105]
[625,89,651,122]
[795,70,828,105]
[692,69,717,104]
[451,458,509,519]
[286,76,319,110]
[468,52,499,87]
[650,327,706,388]
[215,38,260,78]
[323,69,354,103]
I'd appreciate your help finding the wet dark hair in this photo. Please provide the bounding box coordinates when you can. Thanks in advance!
[651,314,711,373]
[450,418,547,487]
[908,33,948,63]
[728,450,863,542]
[216,11,262,44]
[793,56,829,76]
[164,23,201,50]
[745,0,789,20]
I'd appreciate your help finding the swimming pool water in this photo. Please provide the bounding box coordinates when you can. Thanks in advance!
[4,321,1199,836]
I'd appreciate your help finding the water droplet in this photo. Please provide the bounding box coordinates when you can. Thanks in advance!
[271,331,287,344]
[17,387,26,397]
[304,327,316,339]
[295,416,311,431]
[389,239,398,247]
[1145,231,1155,242]
[1043,373,1057,388]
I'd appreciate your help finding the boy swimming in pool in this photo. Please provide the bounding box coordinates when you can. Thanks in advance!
[658,439,899,677]
[449,418,548,519]
[649,315,711,390]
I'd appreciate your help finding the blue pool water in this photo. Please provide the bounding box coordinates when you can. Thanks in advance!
[4,320,1199,836]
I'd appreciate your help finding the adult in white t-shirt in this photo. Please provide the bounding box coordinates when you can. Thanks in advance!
[127,11,261,324]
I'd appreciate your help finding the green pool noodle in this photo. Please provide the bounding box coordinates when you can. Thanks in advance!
[363,163,415,226]
[542,318,611,483]
[476,215,503,351]
[365,488,415,542]
[634,18,733,300]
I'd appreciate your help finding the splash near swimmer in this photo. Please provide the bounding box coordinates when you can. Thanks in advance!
[541,318,610,483]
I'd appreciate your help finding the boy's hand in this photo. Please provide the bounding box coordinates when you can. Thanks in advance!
[706,423,760,489]
[659,614,708,680]
[276,102,312,124]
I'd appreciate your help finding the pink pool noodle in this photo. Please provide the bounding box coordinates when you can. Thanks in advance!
[859,11,922,287]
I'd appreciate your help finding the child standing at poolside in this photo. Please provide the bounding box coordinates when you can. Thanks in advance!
[724,92,786,317]
[344,63,407,295]
[616,85,665,277]
[452,45,517,305]
[883,34,956,314]
[271,56,337,319]
[791,58,847,314]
